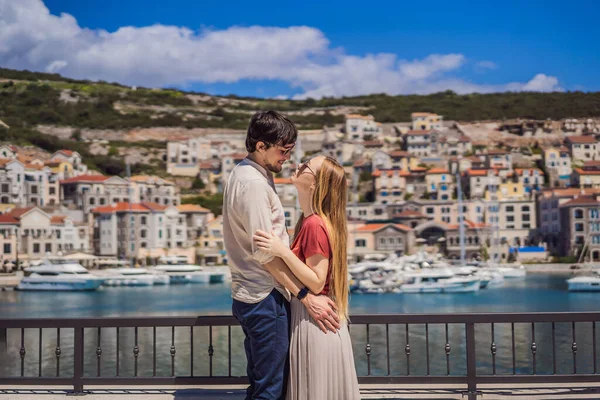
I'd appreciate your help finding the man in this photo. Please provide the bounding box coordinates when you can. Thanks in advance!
[223,110,340,400]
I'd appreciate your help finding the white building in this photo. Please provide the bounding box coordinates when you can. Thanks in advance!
[345,114,382,141]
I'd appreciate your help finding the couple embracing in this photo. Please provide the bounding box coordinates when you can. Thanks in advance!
[223,110,360,399]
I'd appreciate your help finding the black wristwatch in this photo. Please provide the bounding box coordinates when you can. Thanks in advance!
[296,287,309,300]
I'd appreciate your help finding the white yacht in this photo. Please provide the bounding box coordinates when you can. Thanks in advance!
[17,258,105,291]
[152,263,225,284]
[93,268,158,287]
[400,268,481,293]
[567,274,600,292]
[494,265,527,278]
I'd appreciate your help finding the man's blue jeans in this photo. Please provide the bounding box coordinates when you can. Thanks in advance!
[232,289,290,400]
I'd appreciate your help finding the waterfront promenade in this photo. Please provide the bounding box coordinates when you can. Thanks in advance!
[2,383,600,399]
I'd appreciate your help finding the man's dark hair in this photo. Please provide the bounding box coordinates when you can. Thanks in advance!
[245,110,298,153]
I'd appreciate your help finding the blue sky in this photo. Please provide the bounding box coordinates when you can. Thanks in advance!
[3,0,599,98]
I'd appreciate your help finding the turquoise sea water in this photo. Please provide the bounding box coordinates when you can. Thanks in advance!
[2,273,600,379]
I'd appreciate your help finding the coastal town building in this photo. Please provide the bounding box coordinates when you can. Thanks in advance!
[565,136,600,163]
[558,195,600,260]
[345,114,382,141]
[542,146,572,187]
[411,112,443,131]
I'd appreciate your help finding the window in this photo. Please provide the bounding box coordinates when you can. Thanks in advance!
[574,209,584,219]
[49,187,56,195]
[507,216,514,222]
[575,223,585,232]
[575,236,585,245]
[159,230,162,238]
[426,207,434,214]
[33,243,40,253]
[506,206,514,212]
[523,214,530,222]
[1,184,8,193]
[355,239,366,247]
[3,243,10,254]
[56,230,61,239]
[379,238,385,246]
[45,243,52,253]
[31,186,38,194]
[141,230,147,238]
[89,198,95,205]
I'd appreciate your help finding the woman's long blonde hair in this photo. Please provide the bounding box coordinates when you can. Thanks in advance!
[294,156,349,320]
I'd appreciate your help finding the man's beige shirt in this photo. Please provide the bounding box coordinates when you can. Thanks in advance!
[223,158,291,303]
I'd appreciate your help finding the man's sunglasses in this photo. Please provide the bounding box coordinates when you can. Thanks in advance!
[260,140,295,156]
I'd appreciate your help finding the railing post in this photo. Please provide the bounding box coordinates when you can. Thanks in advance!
[465,322,480,400]
[69,326,85,396]
[0,327,6,351]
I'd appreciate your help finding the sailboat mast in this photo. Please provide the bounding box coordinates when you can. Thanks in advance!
[126,163,134,268]
[456,171,466,266]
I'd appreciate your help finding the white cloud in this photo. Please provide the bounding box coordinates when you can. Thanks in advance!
[474,60,497,72]
[0,0,564,98]
[522,73,562,92]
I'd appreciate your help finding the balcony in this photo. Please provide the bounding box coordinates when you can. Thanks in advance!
[2,312,600,399]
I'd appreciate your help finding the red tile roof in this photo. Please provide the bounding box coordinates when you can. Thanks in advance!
[346,114,375,120]
[91,202,166,214]
[372,169,411,178]
[560,196,600,207]
[574,168,600,176]
[388,151,411,158]
[353,159,370,168]
[362,140,383,147]
[50,216,67,224]
[465,169,492,177]
[395,210,427,218]
[60,174,109,184]
[140,201,168,211]
[0,215,18,224]
[426,168,449,174]
[274,177,293,185]
[583,161,600,168]
[7,207,35,219]
[409,167,427,172]
[566,135,597,144]
[0,158,14,167]
[447,219,488,229]
[176,204,211,213]
[356,223,412,232]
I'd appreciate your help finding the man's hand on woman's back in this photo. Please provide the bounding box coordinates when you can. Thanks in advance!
[301,293,340,333]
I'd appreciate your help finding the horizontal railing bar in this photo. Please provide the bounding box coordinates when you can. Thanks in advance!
[4,312,600,328]
[358,376,467,384]
[81,377,248,385]
[477,374,600,384]
[0,378,74,385]
[0,316,238,329]
[349,312,600,324]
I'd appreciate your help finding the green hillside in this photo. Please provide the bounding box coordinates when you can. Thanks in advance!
[1,67,599,177]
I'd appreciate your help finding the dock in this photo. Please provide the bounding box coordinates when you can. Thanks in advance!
[1,384,600,399]
[0,273,20,290]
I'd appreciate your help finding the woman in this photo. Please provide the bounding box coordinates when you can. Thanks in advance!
[253,155,360,400]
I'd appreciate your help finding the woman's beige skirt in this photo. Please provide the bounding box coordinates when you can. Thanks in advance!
[287,297,361,400]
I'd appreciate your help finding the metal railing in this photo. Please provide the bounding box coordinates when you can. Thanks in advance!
[2,312,600,399]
